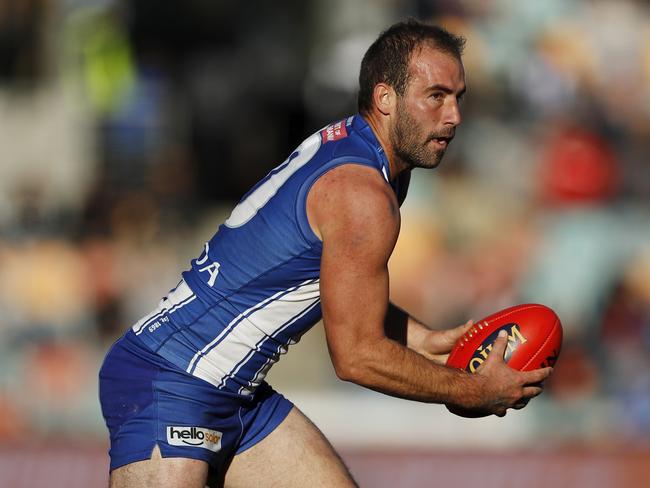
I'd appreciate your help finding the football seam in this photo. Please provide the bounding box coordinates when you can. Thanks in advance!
[484,304,544,328]
[462,304,545,346]
[521,319,560,371]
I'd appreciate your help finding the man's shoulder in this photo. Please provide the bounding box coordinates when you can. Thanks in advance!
[308,163,399,239]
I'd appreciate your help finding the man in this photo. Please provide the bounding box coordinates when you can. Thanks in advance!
[99,20,552,487]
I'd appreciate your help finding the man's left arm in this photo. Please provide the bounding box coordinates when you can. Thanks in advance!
[384,303,473,365]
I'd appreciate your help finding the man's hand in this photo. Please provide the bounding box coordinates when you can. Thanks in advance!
[447,330,553,417]
[414,319,474,365]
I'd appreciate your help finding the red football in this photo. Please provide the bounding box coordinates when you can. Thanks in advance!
[446,303,563,373]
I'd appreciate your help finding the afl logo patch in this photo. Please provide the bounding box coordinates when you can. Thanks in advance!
[321,120,348,143]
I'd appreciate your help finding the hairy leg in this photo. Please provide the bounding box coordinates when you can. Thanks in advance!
[109,445,209,488]
[224,407,357,488]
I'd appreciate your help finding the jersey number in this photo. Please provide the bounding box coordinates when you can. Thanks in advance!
[224,133,321,228]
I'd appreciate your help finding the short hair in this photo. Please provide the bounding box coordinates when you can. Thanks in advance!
[358,19,465,114]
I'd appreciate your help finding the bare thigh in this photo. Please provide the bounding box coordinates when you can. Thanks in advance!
[224,406,358,488]
[109,445,209,488]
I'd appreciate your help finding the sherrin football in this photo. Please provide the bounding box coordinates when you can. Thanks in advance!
[446,303,563,373]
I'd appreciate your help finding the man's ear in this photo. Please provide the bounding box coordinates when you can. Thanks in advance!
[373,83,397,116]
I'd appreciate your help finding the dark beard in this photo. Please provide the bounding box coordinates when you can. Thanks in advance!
[390,103,448,170]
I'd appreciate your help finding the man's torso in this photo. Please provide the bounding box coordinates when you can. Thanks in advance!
[131,115,407,397]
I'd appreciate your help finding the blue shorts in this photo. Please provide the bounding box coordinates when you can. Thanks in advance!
[99,329,294,473]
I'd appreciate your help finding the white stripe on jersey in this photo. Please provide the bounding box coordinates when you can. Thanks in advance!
[185,279,317,373]
[238,302,320,396]
[188,279,320,388]
[225,298,320,394]
[132,280,196,335]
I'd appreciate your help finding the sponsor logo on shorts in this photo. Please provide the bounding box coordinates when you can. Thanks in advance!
[166,426,222,452]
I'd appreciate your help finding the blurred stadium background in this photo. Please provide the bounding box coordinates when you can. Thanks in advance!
[1,0,650,486]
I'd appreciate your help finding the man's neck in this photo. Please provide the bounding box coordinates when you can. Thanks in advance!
[361,112,409,181]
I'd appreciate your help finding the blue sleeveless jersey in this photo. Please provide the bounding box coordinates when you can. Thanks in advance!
[132,115,407,398]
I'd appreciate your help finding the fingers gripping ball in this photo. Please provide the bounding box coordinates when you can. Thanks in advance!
[446,304,563,373]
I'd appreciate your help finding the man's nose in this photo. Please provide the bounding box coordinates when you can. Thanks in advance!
[444,98,462,127]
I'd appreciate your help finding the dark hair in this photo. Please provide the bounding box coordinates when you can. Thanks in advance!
[358,19,465,114]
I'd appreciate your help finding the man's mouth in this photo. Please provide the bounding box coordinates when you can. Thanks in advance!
[430,136,452,148]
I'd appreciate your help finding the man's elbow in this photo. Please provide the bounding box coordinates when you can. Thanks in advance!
[327,335,380,384]
[332,355,367,384]
[333,363,357,383]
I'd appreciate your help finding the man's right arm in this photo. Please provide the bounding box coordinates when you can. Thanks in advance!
[307,164,552,416]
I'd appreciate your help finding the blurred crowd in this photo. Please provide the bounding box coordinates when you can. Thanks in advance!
[0,0,649,446]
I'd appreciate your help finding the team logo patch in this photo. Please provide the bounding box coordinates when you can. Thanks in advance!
[321,120,348,143]
[167,426,222,452]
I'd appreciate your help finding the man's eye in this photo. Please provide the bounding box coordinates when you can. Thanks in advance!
[431,92,444,101]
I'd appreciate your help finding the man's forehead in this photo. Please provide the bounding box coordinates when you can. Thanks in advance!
[407,44,465,88]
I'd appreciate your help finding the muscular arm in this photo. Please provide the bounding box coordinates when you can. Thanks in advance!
[307,164,551,415]
[308,165,476,405]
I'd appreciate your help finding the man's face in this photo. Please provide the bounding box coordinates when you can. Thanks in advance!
[390,45,466,170]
